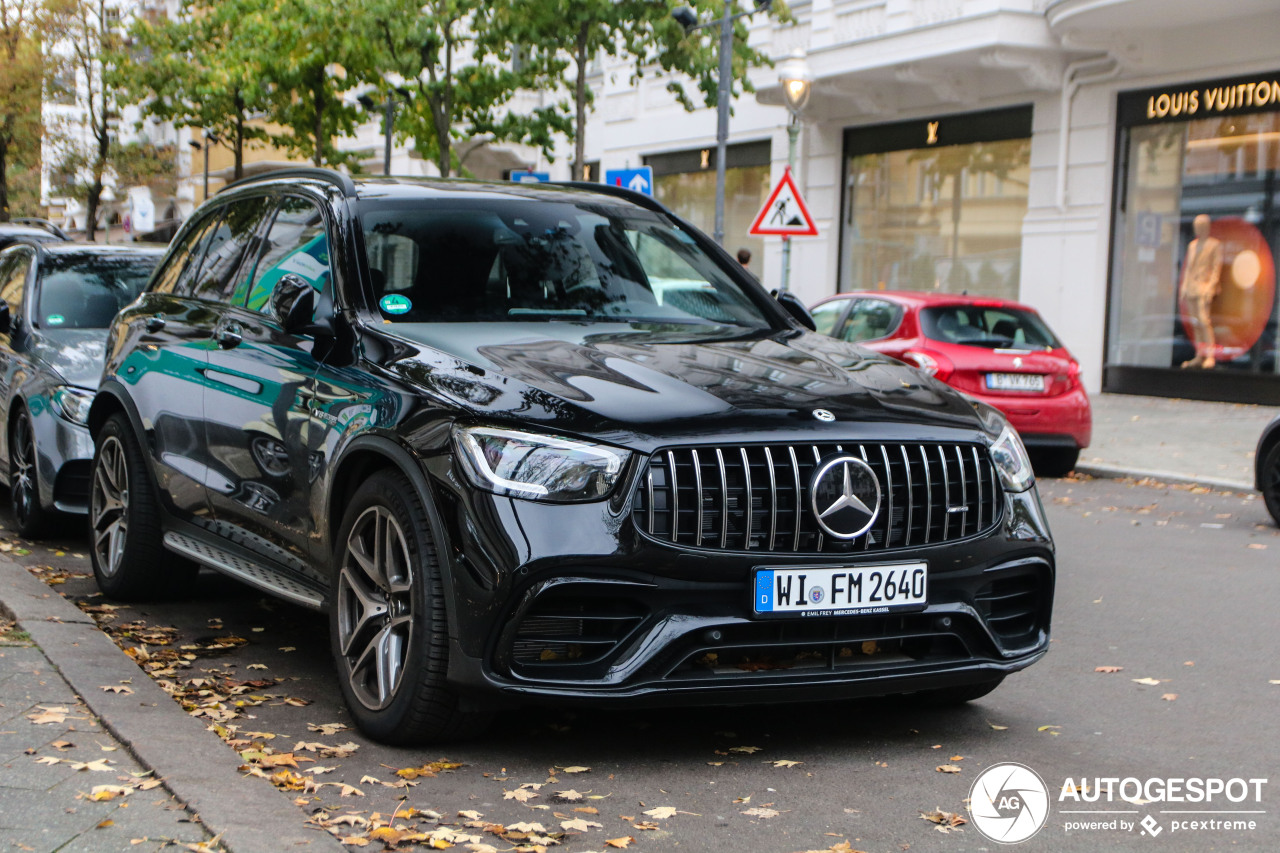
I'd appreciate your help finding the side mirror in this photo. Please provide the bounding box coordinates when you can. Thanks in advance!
[271,274,317,334]
[775,290,816,331]
[0,302,10,335]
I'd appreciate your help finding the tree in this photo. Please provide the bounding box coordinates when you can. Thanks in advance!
[0,0,45,222]
[115,0,270,182]
[246,0,368,168]
[44,0,132,240]
[361,0,571,177]
[502,0,785,180]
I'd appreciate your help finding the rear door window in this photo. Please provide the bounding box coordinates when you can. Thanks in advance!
[841,298,903,343]
[152,212,222,296]
[190,196,273,302]
[235,197,332,312]
[811,300,850,337]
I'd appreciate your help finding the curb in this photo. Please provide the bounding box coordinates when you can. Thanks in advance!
[0,556,344,853]
[1073,462,1254,494]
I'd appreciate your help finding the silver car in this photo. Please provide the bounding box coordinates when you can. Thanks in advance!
[0,243,161,536]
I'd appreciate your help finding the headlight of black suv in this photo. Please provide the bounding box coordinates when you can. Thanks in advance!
[970,399,1035,493]
[453,425,631,502]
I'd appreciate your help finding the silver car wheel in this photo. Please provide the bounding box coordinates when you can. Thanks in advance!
[90,435,129,578]
[336,505,414,711]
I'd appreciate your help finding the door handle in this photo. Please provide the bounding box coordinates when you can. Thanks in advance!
[217,323,243,349]
[145,314,166,333]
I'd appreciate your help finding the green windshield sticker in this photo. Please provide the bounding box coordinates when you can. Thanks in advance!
[47,314,65,326]
[380,294,412,315]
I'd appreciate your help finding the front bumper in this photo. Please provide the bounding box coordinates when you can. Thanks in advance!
[980,387,1092,449]
[428,463,1055,708]
[30,402,95,514]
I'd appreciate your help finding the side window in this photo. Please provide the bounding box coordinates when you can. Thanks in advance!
[152,212,222,296]
[0,252,32,316]
[842,298,903,343]
[810,301,847,337]
[236,197,332,313]
[190,196,272,302]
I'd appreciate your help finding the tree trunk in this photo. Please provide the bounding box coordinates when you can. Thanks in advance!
[86,127,109,242]
[573,23,589,181]
[233,92,245,181]
[0,137,9,223]
[312,81,324,167]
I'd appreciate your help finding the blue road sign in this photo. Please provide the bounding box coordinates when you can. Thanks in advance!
[605,167,654,196]
[508,171,550,183]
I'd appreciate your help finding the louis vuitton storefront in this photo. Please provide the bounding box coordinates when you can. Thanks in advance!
[1106,71,1280,403]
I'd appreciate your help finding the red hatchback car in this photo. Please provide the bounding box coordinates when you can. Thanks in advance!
[810,291,1091,476]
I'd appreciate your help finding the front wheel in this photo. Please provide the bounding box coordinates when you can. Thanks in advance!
[10,408,50,538]
[89,413,195,600]
[1030,447,1080,478]
[330,469,490,744]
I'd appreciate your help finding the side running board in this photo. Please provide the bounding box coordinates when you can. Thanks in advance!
[163,531,324,610]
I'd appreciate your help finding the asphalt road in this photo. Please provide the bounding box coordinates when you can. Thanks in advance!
[5,474,1278,853]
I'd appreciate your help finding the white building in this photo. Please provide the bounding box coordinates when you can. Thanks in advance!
[580,0,1280,405]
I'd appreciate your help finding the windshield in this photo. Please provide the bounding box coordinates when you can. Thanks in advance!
[38,253,158,329]
[357,197,774,328]
[920,304,1060,350]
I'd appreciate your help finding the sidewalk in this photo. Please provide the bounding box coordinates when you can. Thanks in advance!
[1076,392,1280,491]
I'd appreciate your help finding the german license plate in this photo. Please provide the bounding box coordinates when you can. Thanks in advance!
[753,563,928,617]
[986,372,1045,392]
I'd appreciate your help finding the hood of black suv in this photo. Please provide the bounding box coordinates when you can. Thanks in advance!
[380,322,985,443]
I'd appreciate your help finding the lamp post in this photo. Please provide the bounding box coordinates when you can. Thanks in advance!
[778,50,811,292]
[673,1,772,247]
[187,129,218,201]
[359,89,411,176]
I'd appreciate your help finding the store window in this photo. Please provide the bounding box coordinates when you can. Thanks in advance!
[839,107,1032,301]
[645,141,770,273]
[1109,73,1280,397]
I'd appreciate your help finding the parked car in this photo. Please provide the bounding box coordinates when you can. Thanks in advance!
[0,242,162,536]
[0,221,68,252]
[1255,415,1280,525]
[810,291,1092,477]
[87,170,1055,743]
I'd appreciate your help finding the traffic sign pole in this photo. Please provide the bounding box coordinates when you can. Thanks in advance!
[782,115,800,292]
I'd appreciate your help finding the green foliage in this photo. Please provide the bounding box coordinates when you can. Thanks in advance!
[359,0,572,177]
[0,0,47,221]
[114,0,272,179]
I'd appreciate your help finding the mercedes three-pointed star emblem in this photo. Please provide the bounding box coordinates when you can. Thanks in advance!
[809,456,882,540]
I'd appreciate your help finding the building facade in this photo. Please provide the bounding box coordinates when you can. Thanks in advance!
[584,0,1280,403]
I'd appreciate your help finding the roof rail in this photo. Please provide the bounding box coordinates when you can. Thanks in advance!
[219,166,357,198]
[12,217,69,240]
[555,180,669,214]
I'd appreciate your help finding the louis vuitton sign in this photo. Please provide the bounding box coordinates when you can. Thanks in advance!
[1121,72,1280,126]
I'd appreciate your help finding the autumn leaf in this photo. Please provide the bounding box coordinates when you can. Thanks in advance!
[87,784,133,801]
[1094,666,1124,673]
[458,810,484,820]
[573,807,599,815]
[559,765,591,774]
[643,806,678,819]
[742,807,780,819]
[987,721,1009,731]
[69,759,114,772]
[552,789,583,802]
[504,788,539,803]
[308,722,350,736]
[505,822,546,833]
[729,745,762,754]
[773,759,802,768]
[1161,693,1178,701]
[936,765,962,774]
[561,818,603,832]
[100,684,134,694]
[920,808,967,831]
[27,706,69,725]
[1037,725,1062,734]
[247,664,269,671]
[35,755,62,765]
[949,755,964,762]
[96,819,114,829]
[50,740,73,750]
[1132,677,1163,686]
[605,837,634,848]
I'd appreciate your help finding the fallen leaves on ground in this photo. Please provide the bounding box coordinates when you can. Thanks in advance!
[560,818,603,832]
[935,765,962,774]
[308,722,350,736]
[773,759,802,768]
[558,765,590,774]
[605,837,635,848]
[793,843,867,853]
[1161,693,1178,701]
[642,807,678,819]
[1094,665,1124,673]
[27,705,69,725]
[729,745,762,754]
[741,807,781,819]
[920,808,967,832]
[1132,677,1163,686]
[504,787,540,803]
[987,721,1008,731]
[99,684,134,694]
[395,760,464,779]
[1037,725,1062,735]
[85,784,133,801]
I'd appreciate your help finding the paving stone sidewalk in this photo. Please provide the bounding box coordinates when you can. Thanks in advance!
[0,617,214,852]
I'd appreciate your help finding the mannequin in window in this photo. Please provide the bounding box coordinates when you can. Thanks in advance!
[1179,214,1223,369]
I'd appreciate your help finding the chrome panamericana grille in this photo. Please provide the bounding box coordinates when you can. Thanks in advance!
[632,442,1001,553]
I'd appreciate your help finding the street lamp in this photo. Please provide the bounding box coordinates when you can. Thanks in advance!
[187,129,219,201]
[358,88,412,176]
[673,0,772,247]
[778,50,811,292]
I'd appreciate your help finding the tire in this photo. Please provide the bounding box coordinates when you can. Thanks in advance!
[908,676,1005,706]
[1030,447,1080,478]
[88,412,196,600]
[1260,442,1280,526]
[330,469,491,744]
[10,407,50,538]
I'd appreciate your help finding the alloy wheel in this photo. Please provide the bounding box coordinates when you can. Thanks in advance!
[90,436,130,578]
[336,505,415,711]
[11,413,36,528]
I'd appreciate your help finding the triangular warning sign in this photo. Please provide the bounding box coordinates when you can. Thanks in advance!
[748,166,818,237]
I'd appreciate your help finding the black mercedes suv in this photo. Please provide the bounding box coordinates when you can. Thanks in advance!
[87,169,1054,743]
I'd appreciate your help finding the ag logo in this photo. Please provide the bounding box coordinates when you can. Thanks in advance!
[968,762,1050,844]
